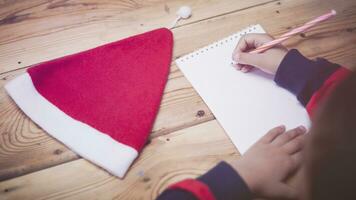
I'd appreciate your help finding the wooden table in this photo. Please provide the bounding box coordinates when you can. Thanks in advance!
[0,0,355,199]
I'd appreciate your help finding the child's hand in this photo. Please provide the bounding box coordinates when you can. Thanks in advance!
[230,125,307,199]
[232,33,288,74]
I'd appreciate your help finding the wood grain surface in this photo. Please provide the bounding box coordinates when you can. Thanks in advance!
[0,0,275,181]
[0,120,239,200]
[0,0,355,199]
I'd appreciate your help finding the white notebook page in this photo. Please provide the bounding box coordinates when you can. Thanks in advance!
[176,24,310,154]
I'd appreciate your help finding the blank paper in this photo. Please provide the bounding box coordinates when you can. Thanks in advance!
[176,24,310,154]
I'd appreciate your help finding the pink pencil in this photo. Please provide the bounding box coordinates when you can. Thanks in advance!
[233,10,336,64]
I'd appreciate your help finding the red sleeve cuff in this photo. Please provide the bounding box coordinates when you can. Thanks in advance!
[169,179,216,200]
[307,67,352,117]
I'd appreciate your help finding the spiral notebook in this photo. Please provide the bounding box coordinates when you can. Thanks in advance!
[176,24,310,154]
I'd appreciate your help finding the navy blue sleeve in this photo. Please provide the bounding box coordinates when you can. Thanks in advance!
[274,49,340,106]
[156,189,198,200]
[198,162,252,200]
[156,161,252,200]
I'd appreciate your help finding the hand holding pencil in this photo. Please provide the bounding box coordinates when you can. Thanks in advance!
[232,33,288,74]
[232,10,336,74]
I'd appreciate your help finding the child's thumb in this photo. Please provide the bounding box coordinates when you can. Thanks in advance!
[235,52,263,68]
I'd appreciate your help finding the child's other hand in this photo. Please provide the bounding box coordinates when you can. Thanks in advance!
[232,33,288,74]
[230,125,307,199]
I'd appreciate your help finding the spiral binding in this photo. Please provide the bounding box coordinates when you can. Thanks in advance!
[177,25,259,63]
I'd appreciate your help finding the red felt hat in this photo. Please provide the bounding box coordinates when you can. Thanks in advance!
[5,28,173,178]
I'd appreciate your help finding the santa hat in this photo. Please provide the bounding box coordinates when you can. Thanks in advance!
[5,28,173,178]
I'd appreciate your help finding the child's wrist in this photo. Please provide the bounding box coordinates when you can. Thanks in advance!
[229,160,258,195]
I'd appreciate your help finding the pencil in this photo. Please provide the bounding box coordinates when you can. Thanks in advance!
[232,9,336,65]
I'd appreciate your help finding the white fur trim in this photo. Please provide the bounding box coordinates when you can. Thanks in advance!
[5,73,138,178]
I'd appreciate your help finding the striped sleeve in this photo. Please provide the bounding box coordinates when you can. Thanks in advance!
[274,49,352,116]
[156,162,252,200]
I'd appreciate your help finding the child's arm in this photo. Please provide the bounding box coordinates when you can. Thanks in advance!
[156,161,252,200]
[232,33,352,116]
[156,126,307,200]
[274,49,350,116]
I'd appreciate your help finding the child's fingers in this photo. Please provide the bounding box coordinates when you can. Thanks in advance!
[272,126,307,146]
[232,34,275,71]
[282,134,306,154]
[232,33,274,61]
[232,36,248,61]
[233,63,243,70]
[233,37,248,57]
[241,65,253,73]
[242,33,275,48]
[237,52,265,68]
[234,64,252,72]
[259,125,286,144]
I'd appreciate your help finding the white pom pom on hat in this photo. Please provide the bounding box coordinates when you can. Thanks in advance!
[177,6,192,19]
[169,6,192,29]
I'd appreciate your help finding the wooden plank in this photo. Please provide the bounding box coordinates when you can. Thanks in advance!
[0,0,276,180]
[173,0,356,69]
[1,0,356,184]
[0,120,240,200]
[0,0,274,74]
